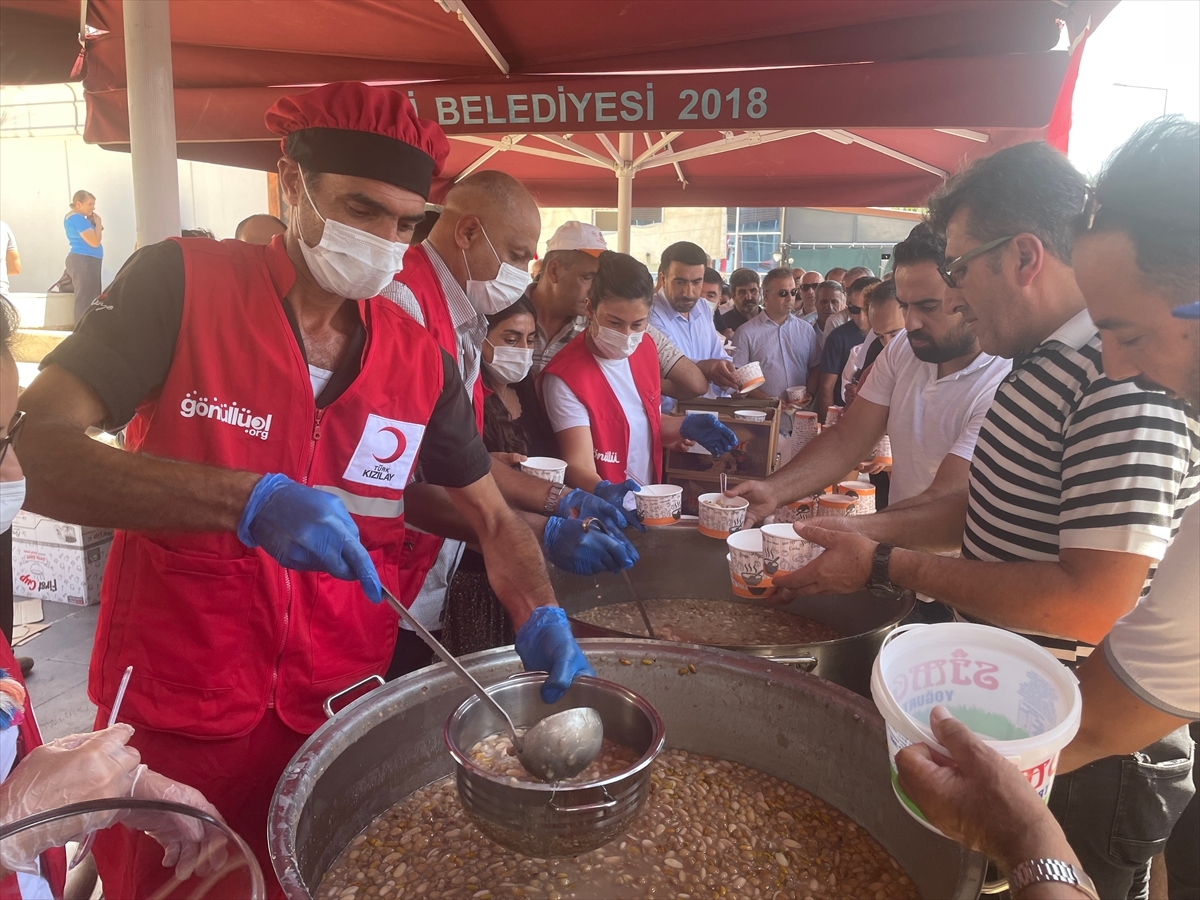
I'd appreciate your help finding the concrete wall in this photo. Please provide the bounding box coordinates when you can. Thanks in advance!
[538,207,726,272]
[1,84,270,294]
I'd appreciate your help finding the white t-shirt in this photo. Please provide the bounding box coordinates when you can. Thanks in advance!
[857,334,1011,503]
[0,220,16,295]
[841,329,877,401]
[1101,503,1200,719]
[824,310,849,338]
[544,357,655,485]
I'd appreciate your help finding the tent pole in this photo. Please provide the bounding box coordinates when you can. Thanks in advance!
[616,132,633,254]
[124,0,180,246]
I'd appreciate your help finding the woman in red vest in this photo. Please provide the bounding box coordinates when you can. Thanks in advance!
[542,252,738,495]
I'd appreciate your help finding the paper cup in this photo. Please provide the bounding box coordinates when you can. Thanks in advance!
[824,406,843,427]
[520,456,567,483]
[874,435,893,467]
[772,497,817,524]
[633,484,683,526]
[733,409,767,422]
[698,492,749,539]
[786,386,808,404]
[761,523,821,576]
[837,481,876,514]
[735,361,765,393]
[817,495,858,516]
[726,530,775,598]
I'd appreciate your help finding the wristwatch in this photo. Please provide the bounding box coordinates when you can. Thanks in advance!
[868,542,896,592]
[543,482,568,516]
[1008,859,1100,900]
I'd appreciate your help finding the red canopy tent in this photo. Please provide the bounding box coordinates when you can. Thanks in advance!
[0,0,1115,240]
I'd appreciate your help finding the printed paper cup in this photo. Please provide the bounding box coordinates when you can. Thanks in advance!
[633,484,683,526]
[772,497,817,524]
[735,361,766,393]
[698,492,748,539]
[824,406,843,427]
[817,495,858,516]
[726,530,775,598]
[837,481,877,514]
[520,456,567,483]
[733,409,767,422]
[761,523,821,576]
[786,386,808,404]
[873,435,893,467]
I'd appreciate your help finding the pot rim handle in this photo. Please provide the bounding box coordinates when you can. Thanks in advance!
[323,674,385,719]
[548,786,618,812]
[769,656,818,672]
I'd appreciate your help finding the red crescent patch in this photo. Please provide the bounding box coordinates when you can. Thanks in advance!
[373,425,407,464]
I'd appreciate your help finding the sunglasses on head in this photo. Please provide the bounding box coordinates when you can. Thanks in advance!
[770,288,798,298]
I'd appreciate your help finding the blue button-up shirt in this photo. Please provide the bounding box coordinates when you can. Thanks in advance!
[648,290,731,411]
[732,310,821,399]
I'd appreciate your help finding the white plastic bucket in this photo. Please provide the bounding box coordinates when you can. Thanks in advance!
[871,622,1081,835]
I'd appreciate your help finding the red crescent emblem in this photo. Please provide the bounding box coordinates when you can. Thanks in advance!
[373,426,407,464]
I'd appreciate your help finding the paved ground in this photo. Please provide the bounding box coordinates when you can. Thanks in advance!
[18,600,101,740]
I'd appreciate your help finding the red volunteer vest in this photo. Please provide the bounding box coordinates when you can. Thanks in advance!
[541,332,663,483]
[1,637,67,899]
[89,236,445,739]
[389,245,485,606]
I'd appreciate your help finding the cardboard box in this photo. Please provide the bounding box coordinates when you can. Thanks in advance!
[11,511,113,606]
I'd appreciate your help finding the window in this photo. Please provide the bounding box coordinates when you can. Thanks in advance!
[725,207,783,270]
[593,208,664,231]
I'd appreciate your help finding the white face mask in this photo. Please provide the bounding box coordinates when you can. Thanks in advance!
[463,227,531,316]
[592,323,644,360]
[296,167,407,300]
[482,339,533,384]
[0,478,25,533]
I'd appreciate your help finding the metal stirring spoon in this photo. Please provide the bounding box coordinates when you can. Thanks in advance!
[379,587,603,782]
[581,516,657,640]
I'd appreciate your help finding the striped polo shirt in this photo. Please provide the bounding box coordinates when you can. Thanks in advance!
[960,309,1200,664]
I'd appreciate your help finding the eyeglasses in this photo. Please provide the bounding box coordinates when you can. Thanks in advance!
[0,410,25,467]
[938,235,1015,288]
[770,289,798,298]
[846,304,863,315]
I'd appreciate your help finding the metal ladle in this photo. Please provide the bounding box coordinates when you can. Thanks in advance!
[380,587,603,782]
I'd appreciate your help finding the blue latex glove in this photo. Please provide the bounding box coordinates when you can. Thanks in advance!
[557,487,640,532]
[542,516,638,575]
[238,473,382,602]
[515,606,596,704]
[680,413,739,457]
[593,478,642,529]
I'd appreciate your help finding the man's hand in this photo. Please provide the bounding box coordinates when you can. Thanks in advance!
[896,707,1076,870]
[558,487,638,532]
[724,479,777,527]
[858,459,888,475]
[772,524,875,594]
[696,358,741,391]
[237,473,381,602]
[542,516,638,575]
[491,451,527,468]
[514,606,597,703]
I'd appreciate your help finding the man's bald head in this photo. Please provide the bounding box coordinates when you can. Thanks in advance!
[430,170,541,287]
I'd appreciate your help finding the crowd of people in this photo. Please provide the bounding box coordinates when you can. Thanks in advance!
[0,76,1195,900]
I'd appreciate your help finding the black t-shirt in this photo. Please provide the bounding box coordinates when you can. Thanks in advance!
[42,240,491,488]
[715,307,749,334]
[860,337,885,374]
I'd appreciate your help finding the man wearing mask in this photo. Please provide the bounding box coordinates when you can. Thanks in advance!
[701,267,724,310]
[383,180,639,674]
[15,82,594,897]
[649,241,741,411]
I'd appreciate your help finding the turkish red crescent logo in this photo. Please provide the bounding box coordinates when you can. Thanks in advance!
[373,426,407,464]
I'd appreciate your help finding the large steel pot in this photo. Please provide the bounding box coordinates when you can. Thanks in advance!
[556,520,914,696]
[269,640,985,899]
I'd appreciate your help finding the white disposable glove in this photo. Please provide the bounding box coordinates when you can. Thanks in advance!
[0,724,140,874]
[120,766,230,882]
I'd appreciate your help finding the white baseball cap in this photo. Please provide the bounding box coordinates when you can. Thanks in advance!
[546,221,608,256]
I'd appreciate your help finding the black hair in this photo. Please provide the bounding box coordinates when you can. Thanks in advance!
[926,141,1086,263]
[485,296,537,332]
[411,210,440,245]
[1084,116,1200,307]
[658,241,707,273]
[0,295,18,355]
[703,266,724,285]
[848,275,881,297]
[892,222,946,267]
[729,267,760,289]
[761,266,795,288]
[591,251,655,306]
[863,278,898,309]
[825,267,847,280]
[181,227,216,239]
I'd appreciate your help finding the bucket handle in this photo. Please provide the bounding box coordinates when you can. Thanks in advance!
[548,786,618,813]
[878,622,926,655]
[322,675,385,719]
[771,656,818,672]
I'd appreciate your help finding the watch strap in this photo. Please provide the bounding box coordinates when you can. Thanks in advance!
[1008,859,1099,900]
[543,482,568,516]
[869,542,896,591]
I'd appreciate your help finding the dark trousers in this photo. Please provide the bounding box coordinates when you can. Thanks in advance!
[65,252,102,323]
[1049,725,1195,900]
[385,626,441,680]
[1166,722,1200,899]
